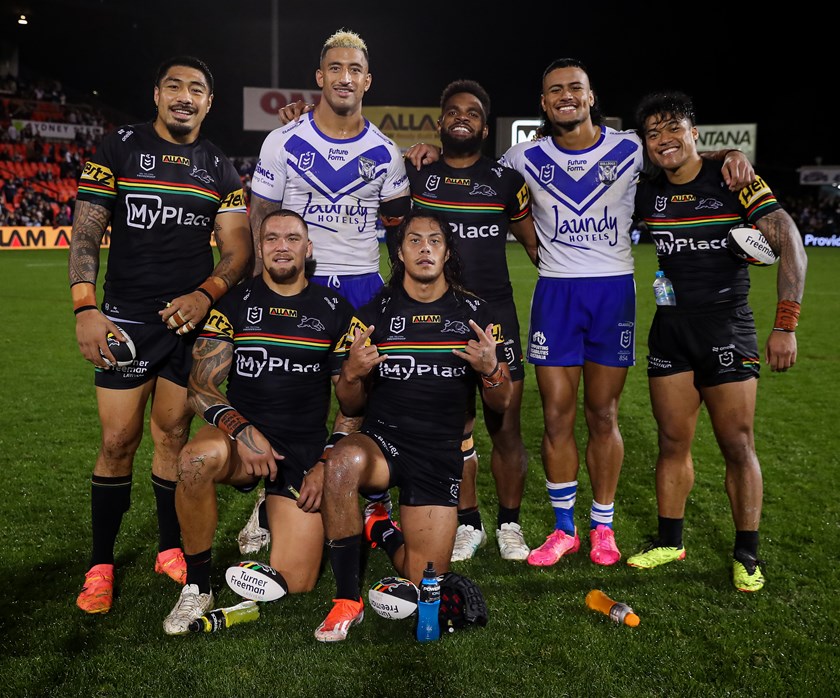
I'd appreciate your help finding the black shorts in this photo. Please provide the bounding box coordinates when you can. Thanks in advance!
[646,304,760,388]
[493,298,525,382]
[362,420,462,507]
[261,437,326,501]
[94,319,198,389]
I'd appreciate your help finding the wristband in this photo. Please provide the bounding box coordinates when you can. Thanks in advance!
[195,287,215,304]
[198,276,228,303]
[73,305,98,315]
[203,404,234,427]
[480,362,504,388]
[216,407,251,440]
[71,281,97,311]
[773,300,800,332]
[480,362,505,389]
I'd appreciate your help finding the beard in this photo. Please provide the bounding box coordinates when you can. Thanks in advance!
[440,129,483,157]
[162,119,194,138]
[267,263,299,284]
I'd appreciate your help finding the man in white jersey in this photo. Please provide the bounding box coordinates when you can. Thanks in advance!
[241,28,410,552]
[405,57,755,568]
[496,58,755,567]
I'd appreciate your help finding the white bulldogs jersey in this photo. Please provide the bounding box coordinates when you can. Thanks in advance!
[499,127,643,278]
[251,112,409,275]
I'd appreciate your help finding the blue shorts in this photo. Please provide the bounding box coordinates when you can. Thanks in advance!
[527,275,636,367]
[310,272,383,309]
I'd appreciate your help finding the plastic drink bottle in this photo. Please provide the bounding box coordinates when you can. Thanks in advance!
[416,561,441,642]
[653,270,677,306]
[585,589,640,627]
[188,599,260,633]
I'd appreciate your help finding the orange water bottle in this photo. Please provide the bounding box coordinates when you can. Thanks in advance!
[585,589,640,627]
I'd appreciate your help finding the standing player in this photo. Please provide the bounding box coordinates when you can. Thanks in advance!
[314,210,512,642]
[239,28,410,552]
[409,58,755,567]
[163,210,354,633]
[627,91,807,591]
[69,55,252,613]
[407,80,538,562]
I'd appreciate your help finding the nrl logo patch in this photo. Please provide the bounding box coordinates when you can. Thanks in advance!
[140,154,155,171]
[390,316,406,334]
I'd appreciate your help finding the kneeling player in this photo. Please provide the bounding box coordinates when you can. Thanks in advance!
[314,210,512,642]
[163,210,353,634]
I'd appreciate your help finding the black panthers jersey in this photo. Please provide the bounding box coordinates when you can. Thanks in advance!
[202,278,353,444]
[407,157,531,303]
[345,285,504,442]
[76,122,247,322]
[635,159,781,308]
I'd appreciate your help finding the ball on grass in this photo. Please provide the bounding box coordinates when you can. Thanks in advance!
[368,576,419,620]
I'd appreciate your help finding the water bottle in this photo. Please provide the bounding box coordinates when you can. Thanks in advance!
[416,561,441,642]
[188,599,260,633]
[653,270,676,306]
[585,589,640,627]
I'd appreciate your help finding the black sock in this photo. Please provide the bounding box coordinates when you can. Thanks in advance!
[379,526,405,562]
[497,506,520,528]
[258,500,269,530]
[656,516,684,548]
[328,534,362,601]
[152,474,181,551]
[90,474,132,567]
[185,549,212,594]
[734,530,759,560]
[457,507,483,530]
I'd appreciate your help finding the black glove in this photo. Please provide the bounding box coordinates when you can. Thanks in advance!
[438,571,488,632]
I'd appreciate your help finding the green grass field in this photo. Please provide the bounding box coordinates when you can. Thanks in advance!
[1,244,838,697]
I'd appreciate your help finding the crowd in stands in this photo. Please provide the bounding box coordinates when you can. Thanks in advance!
[1,74,838,235]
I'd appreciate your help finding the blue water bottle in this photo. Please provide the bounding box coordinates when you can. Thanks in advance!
[416,561,441,642]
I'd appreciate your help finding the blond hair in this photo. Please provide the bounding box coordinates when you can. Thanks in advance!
[321,28,369,64]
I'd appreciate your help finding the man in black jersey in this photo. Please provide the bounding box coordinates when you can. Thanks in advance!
[313,210,512,642]
[408,79,538,563]
[70,56,253,614]
[162,209,353,634]
[626,91,808,592]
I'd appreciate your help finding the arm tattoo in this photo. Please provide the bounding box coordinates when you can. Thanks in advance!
[187,338,234,415]
[68,201,110,285]
[235,429,268,456]
[758,209,808,302]
[212,213,252,287]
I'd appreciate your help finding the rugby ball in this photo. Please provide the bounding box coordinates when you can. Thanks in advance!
[100,325,136,367]
[726,225,778,266]
[368,576,419,620]
[225,561,288,602]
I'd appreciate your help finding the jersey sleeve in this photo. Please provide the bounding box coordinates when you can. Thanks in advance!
[740,174,783,224]
[506,169,531,223]
[328,296,356,374]
[472,296,506,366]
[379,142,410,201]
[75,128,121,210]
[200,291,237,343]
[215,153,248,216]
[250,127,290,203]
